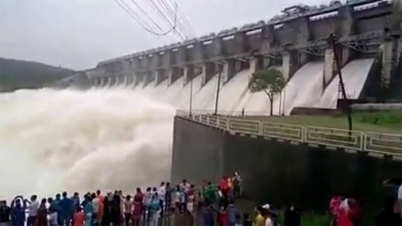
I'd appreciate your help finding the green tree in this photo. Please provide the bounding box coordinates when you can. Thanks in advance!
[248,68,285,116]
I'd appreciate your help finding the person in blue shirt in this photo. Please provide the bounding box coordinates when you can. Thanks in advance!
[202,202,215,226]
[84,195,94,226]
[59,192,73,226]
[54,194,61,208]
[10,196,27,226]
[71,192,80,210]
[52,194,62,225]
[148,194,160,226]
[227,200,241,226]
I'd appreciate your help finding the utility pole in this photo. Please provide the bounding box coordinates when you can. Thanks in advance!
[214,64,222,115]
[189,69,193,116]
[282,87,286,116]
[328,34,353,133]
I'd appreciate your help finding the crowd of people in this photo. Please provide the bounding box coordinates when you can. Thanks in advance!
[1,173,401,226]
[0,173,243,226]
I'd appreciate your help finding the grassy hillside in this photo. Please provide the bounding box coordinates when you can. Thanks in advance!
[0,58,74,92]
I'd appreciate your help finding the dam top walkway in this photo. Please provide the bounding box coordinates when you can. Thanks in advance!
[176,110,402,160]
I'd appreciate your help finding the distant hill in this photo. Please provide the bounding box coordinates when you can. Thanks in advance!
[0,58,75,92]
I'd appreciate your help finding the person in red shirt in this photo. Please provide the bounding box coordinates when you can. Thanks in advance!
[218,206,228,226]
[73,206,84,226]
[220,177,230,207]
[347,198,362,225]
[96,190,105,203]
[336,207,353,226]
[220,177,229,191]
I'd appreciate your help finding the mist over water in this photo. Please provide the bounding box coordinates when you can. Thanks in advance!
[0,87,175,199]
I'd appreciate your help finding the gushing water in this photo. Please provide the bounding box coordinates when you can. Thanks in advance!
[0,87,175,199]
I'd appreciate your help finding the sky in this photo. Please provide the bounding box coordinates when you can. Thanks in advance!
[0,0,332,70]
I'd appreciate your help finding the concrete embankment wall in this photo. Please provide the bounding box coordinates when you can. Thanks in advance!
[171,116,224,184]
[171,116,402,213]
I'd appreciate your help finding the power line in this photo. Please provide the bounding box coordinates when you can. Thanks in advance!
[129,0,163,31]
[165,0,196,37]
[155,0,194,38]
[148,0,186,40]
[149,0,184,39]
[113,0,176,37]
[157,0,189,36]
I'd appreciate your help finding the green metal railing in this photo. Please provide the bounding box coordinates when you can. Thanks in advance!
[176,110,402,158]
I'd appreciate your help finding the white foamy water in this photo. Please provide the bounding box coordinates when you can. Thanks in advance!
[281,61,324,114]
[316,58,374,109]
[0,88,175,199]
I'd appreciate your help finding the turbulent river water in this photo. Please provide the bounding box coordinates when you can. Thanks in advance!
[0,87,175,199]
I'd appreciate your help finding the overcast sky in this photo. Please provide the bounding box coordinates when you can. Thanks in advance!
[0,0,331,70]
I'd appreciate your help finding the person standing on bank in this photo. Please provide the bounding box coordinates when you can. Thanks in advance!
[165,182,173,214]
[27,195,39,226]
[284,205,301,226]
[158,182,166,216]
[10,197,26,226]
[0,201,11,226]
[37,198,48,226]
[124,195,133,226]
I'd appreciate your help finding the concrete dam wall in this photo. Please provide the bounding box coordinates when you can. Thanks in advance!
[57,0,402,107]
[171,116,402,213]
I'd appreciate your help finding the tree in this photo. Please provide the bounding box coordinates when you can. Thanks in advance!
[248,68,286,116]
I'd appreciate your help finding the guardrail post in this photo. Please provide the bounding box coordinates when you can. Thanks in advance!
[207,115,210,125]
[258,121,263,136]
[362,133,367,151]
[227,119,230,131]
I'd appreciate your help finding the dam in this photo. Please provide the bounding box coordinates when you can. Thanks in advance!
[46,0,402,213]
[57,0,402,114]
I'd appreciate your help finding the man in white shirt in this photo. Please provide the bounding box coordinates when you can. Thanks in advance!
[262,204,275,226]
[180,179,190,193]
[27,195,39,226]
[158,182,166,215]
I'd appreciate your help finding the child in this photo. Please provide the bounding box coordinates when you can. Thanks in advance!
[73,206,85,226]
